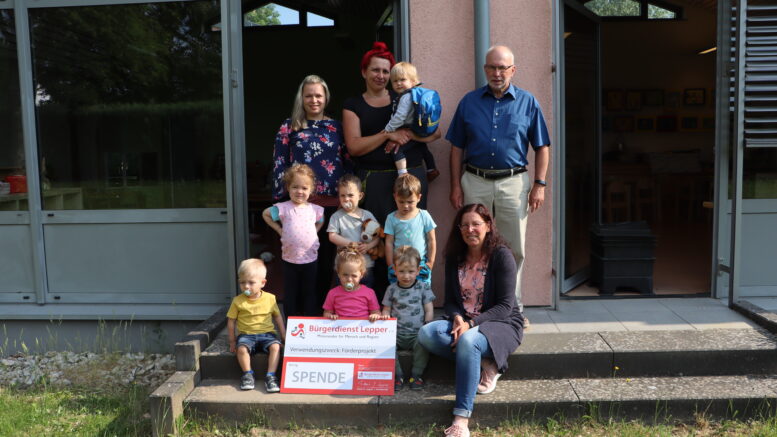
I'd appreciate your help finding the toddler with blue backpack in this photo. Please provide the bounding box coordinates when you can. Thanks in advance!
[384,62,442,182]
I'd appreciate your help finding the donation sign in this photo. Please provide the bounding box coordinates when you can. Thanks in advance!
[281,317,396,395]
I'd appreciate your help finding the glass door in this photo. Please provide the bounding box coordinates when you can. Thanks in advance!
[560,0,601,293]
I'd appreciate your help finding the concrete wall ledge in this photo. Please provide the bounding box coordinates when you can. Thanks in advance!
[149,370,199,437]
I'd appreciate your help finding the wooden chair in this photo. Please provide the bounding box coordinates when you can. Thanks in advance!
[635,177,658,222]
[604,180,631,223]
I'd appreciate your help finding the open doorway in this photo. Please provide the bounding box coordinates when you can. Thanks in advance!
[562,0,717,297]
[239,1,396,295]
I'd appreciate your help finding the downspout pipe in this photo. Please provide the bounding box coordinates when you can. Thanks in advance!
[474,0,490,87]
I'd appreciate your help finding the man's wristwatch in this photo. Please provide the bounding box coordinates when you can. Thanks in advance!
[534,179,547,187]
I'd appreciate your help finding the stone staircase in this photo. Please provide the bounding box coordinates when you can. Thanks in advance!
[150,307,777,436]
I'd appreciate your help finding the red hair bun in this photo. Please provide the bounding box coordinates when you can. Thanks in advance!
[360,41,396,72]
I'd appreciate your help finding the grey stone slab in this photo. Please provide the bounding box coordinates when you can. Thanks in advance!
[571,375,777,421]
[547,312,627,333]
[600,329,777,376]
[734,300,777,335]
[672,307,760,330]
[600,299,671,313]
[175,340,201,372]
[555,300,612,314]
[179,306,228,351]
[186,379,379,427]
[514,333,612,378]
[746,298,777,311]
[379,379,581,426]
[150,371,197,437]
[522,310,560,334]
[612,311,694,331]
[655,298,728,309]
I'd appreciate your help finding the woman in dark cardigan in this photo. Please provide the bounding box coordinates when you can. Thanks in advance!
[418,203,525,437]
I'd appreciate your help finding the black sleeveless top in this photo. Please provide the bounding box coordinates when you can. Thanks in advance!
[343,92,425,171]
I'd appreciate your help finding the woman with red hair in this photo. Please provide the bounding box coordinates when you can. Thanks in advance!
[342,42,440,226]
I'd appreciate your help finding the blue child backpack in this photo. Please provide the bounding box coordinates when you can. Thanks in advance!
[409,85,442,137]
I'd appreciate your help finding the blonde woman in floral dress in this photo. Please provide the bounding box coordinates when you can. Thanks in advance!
[271,75,350,308]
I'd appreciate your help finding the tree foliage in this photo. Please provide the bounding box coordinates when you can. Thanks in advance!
[244,4,281,26]
[584,0,675,19]
[29,1,223,107]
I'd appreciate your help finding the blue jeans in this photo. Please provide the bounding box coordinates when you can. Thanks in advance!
[236,333,281,355]
[418,320,493,417]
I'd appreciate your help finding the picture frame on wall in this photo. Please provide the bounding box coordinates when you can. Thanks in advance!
[656,115,677,132]
[626,91,642,110]
[614,116,635,132]
[605,90,625,111]
[680,116,699,131]
[683,88,706,106]
[636,117,655,132]
[643,89,664,106]
[666,91,681,109]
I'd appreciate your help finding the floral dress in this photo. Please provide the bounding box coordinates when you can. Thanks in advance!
[271,118,350,201]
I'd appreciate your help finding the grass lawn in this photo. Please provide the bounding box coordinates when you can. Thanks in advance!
[2,382,777,436]
[0,384,151,437]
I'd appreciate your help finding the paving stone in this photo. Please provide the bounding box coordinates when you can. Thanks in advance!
[570,375,777,421]
[379,379,581,426]
[186,379,379,427]
[515,333,612,378]
[601,329,777,376]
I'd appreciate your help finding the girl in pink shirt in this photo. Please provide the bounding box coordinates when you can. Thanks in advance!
[263,164,324,318]
[323,246,381,322]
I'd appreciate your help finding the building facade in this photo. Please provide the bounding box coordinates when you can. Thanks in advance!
[1,0,774,351]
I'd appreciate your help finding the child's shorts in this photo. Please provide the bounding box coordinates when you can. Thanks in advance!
[236,332,281,355]
[388,263,431,284]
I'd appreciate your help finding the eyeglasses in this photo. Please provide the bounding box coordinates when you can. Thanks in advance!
[459,222,486,230]
[484,64,514,73]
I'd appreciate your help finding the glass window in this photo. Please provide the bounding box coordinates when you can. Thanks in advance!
[244,3,298,27]
[0,9,27,212]
[29,1,225,210]
[648,4,676,19]
[584,0,641,17]
[307,12,334,27]
[744,149,777,199]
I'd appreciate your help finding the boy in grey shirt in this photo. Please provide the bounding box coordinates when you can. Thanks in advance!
[381,245,435,390]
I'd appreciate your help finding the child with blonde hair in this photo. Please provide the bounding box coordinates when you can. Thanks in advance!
[227,258,286,392]
[327,174,379,287]
[323,245,381,322]
[263,163,324,318]
[384,62,440,181]
[381,245,435,390]
[385,173,436,284]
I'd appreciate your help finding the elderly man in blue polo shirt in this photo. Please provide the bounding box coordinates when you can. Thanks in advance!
[447,45,550,312]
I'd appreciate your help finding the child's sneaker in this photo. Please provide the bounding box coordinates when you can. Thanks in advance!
[427,168,440,182]
[240,372,255,390]
[394,376,404,391]
[265,374,280,393]
[408,376,425,390]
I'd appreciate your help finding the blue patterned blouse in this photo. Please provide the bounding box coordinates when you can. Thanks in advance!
[271,118,350,201]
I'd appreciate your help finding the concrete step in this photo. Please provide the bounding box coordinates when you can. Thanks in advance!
[185,375,777,427]
[199,328,777,381]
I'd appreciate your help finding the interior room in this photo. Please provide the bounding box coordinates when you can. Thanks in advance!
[240,1,395,293]
[564,0,718,297]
